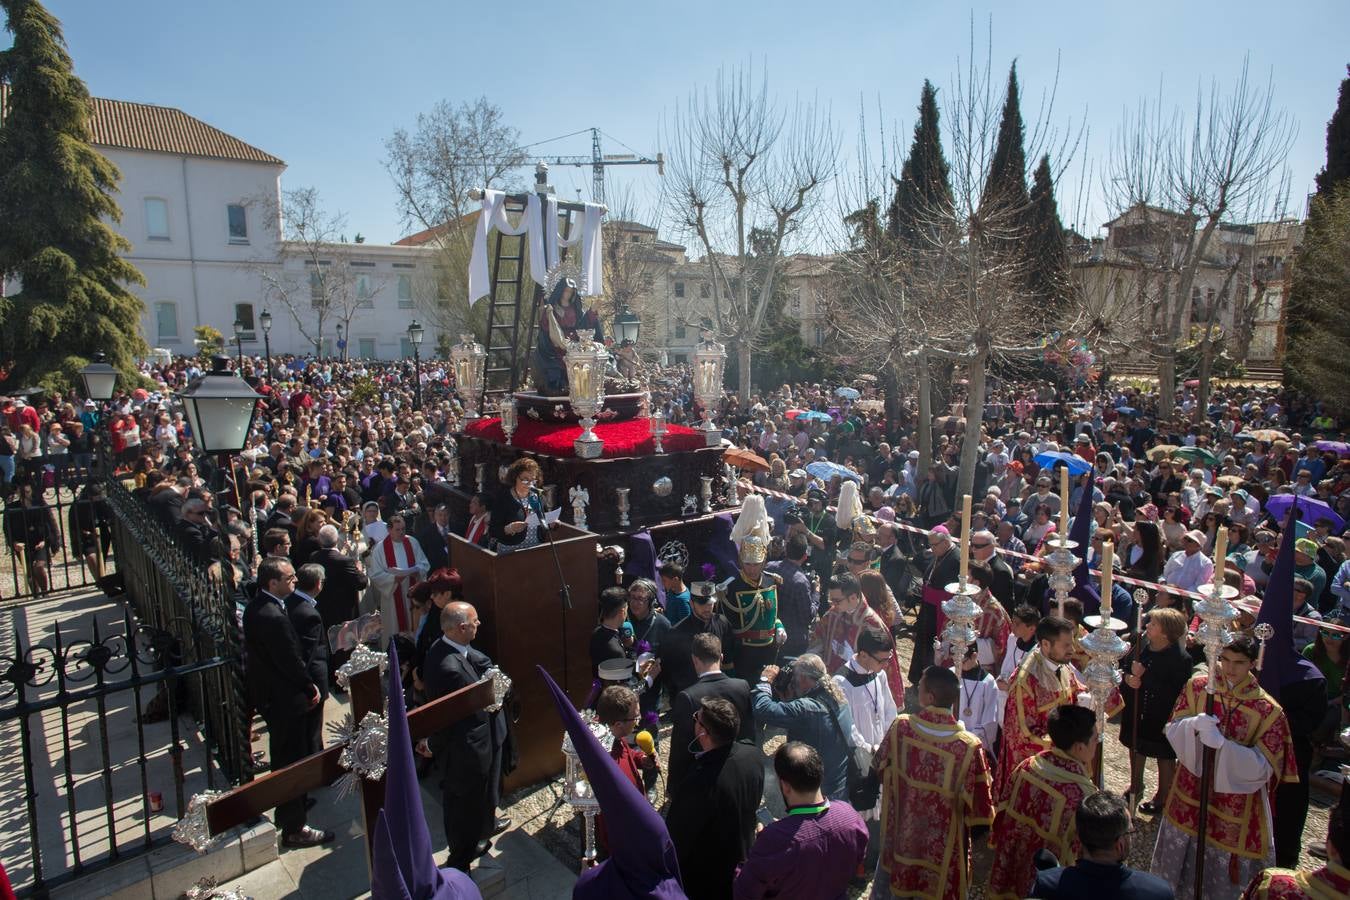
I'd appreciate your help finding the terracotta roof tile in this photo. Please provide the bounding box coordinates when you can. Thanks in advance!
[86,96,283,165]
[1,84,282,165]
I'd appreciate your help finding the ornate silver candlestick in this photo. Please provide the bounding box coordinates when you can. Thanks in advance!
[499,396,517,446]
[700,476,714,514]
[616,488,631,528]
[475,462,486,494]
[1045,534,1079,618]
[940,578,982,674]
[649,411,667,453]
[1081,614,1129,757]
[1194,579,1241,699]
[446,439,460,487]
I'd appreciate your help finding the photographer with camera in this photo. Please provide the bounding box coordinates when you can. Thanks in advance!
[752,653,857,803]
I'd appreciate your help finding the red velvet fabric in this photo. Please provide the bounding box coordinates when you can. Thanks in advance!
[465,416,706,458]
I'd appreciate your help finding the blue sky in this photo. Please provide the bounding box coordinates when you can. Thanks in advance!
[24,0,1350,246]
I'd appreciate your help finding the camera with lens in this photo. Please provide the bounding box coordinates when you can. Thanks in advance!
[771,662,798,701]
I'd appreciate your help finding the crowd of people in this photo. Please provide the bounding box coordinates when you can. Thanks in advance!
[4,350,1350,898]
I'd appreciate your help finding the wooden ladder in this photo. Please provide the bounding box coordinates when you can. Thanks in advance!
[477,201,579,407]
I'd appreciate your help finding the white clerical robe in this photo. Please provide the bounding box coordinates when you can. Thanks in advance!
[368,534,429,646]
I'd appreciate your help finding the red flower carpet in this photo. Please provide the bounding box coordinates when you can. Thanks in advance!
[465,416,707,458]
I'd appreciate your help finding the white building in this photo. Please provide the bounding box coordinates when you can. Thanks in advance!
[13,91,437,360]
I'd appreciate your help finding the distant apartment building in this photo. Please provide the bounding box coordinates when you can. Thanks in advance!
[1071,203,1300,365]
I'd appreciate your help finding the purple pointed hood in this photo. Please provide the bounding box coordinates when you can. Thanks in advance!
[371,642,482,900]
[1256,513,1326,695]
[1068,473,1102,614]
[626,531,662,605]
[538,666,686,899]
[706,513,739,581]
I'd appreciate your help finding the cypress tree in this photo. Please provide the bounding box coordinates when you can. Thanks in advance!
[1314,65,1350,196]
[1025,154,1071,313]
[886,80,953,250]
[979,63,1030,227]
[1287,67,1350,406]
[0,0,145,392]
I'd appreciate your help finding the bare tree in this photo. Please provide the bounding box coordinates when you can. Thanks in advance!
[664,65,837,404]
[834,43,1083,500]
[1102,59,1294,417]
[384,97,524,341]
[251,187,387,357]
[601,182,670,353]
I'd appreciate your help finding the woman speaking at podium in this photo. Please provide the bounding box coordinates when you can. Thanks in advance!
[491,458,552,553]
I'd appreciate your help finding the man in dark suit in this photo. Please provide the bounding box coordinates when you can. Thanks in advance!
[422,601,509,871]
[416,503,452,573]
[972,528,1016,613]
[263,494,297,540]
[242,557,333,848]
[286,563,330,709]
[657,584,740,704]
[311,524,368,633]
[664,697,765,900]
[1030,791,1173,899]
[668,633,753,789]
[876,523,912,604]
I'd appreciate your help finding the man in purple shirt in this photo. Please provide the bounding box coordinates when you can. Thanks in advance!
[734,742,868,900]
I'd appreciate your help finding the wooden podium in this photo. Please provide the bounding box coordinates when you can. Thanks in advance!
[449,523,598,791]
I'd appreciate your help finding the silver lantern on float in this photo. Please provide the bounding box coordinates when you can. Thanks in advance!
[692,331,727,448]
[565,330,606,459]
[450,334,487,421]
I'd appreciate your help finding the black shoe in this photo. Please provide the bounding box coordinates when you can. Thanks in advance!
[474,839,491,858]
[282,826,335,848]
[491,816,512,835]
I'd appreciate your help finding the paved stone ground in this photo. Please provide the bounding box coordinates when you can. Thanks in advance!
[0,588,222,895]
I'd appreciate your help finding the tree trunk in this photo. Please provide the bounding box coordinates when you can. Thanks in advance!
[737,341,752,409]
[956,350,988,502]
[1196,338,1215,424]
[883,366,901,434]
[1157,345,1177,421]
[917,352,933,466]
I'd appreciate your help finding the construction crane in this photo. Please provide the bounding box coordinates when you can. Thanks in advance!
[529,127,662,205]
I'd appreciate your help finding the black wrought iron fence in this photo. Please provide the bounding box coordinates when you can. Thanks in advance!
[1,462,111,604]
[0,474,251,897]
[103,475,251,784]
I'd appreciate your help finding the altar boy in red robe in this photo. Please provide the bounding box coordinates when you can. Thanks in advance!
[871,666,993,899]
[988,704,1100,900]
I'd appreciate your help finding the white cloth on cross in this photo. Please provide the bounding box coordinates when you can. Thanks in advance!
[468,190,546,305]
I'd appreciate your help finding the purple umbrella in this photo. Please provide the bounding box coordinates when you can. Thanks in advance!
[1314,440,1350,457]
[1263,494,1344,532]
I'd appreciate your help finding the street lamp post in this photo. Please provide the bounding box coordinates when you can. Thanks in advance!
[408,320,424,411]
[175,356,264,514]
[78,352,118,476]
[336,322,346,362]
[259,309,272,380]
[232,319,245,370]
[614,305,641,345]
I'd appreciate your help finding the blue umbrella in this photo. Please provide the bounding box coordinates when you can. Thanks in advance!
[834,387,861,400]
[1033,451,1092,476]
[805,460,861,482]
[797,410,833,423]
[1264,494,1344,532]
